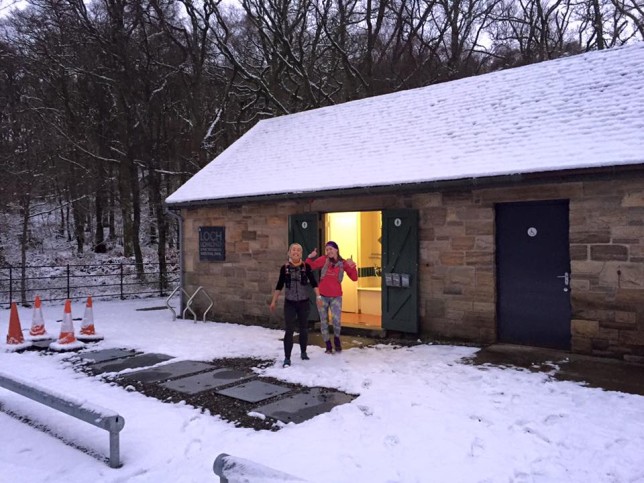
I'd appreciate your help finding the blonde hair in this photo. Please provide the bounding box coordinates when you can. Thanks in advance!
[288,243,303,255]
[287,243,304,263]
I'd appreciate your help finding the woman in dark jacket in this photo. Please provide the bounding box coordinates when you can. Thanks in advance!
[270,243,321,367]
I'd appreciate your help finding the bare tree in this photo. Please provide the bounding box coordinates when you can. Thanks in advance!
[1,0,642,281]
[489,0,580,66]
[429,0,502,80]
[0,36,53,302]
[609,0,644,40]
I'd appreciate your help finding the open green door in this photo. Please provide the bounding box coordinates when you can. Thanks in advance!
[382,209,418,333]
[288,213,320,321]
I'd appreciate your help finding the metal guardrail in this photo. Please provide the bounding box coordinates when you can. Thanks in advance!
[0,262,179,306]
[213,453,305,482]
[0,371,125,468]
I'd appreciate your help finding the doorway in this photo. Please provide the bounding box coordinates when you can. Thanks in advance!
[325,211,382,329]
[288,209,419,333]
[496,200,571,349]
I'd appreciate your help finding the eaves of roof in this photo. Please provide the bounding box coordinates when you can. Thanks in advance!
[165,163,644,210]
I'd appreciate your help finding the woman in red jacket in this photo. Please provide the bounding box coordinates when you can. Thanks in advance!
[306,241,358,353]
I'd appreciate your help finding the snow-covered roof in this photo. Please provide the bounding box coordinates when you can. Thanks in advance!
[166,43,644,206]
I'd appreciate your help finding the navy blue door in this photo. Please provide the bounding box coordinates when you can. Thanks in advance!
[496,200,571,349]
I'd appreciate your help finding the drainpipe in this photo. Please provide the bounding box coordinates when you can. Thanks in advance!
[165,206,185,317]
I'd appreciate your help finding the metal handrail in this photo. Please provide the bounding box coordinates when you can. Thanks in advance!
[166,286,190,321]
[213,453,305,482]
[0,371,125,468]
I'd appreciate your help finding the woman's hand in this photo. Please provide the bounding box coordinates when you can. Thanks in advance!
[308,248,317,258]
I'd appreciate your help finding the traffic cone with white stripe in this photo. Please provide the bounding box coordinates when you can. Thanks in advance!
[28,295,54,341]
[77,295,103,342]
[3,301,32,352]
[49,299,85,352]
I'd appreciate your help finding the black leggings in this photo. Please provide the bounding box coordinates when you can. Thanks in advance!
[284,299,310,358]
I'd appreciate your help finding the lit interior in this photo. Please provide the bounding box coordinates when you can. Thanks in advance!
[325,211,382,329]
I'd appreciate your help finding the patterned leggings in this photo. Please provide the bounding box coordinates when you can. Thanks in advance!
[317,296,343,342]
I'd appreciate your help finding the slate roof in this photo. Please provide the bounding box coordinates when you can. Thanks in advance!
[166,43,644,205]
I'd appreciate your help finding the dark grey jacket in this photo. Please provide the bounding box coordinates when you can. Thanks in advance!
[275,263,318,302]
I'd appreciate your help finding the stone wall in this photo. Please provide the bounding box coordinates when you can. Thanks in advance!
[410,190,496,344]
[179,172,644,360]
[568,179,644,362]
[182,202,299,327]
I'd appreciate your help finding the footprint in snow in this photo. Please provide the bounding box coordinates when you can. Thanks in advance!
[183,438,203,458]
[469,414,492,426]
[384,434,400,447]
[543,413,566,425]
[358,405,373,416]
[469,437,485,457]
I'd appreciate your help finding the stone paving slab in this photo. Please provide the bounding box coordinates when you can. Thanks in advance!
[76,348,140,363]
[216,380,292,403]
[121,360,216,383]
[252,387,355,424]
[89,353,174,374]
[159,368,253,395]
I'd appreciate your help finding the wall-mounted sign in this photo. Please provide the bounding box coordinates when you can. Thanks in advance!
[385,273,399,287]
[400,273,410,287]
[199,226,225,261]
[385,273,412,288]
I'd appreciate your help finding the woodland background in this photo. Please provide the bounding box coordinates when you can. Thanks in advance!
[1,0,642,279]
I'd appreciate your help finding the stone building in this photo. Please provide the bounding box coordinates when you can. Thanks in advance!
[166,43,644,361]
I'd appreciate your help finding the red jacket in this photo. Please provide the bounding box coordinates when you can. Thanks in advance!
[306,256,358,297]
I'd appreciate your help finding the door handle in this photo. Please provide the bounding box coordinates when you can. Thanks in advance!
[556,272,569,291]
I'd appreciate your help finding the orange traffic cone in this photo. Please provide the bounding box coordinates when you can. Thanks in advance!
[58,299,77,344]
[49,299,85,351]
[4,302,32,352]
[77,295,103,342]
[7,302,25,344]
[28,295,52,340]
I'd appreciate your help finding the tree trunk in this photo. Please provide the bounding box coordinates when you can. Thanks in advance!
[149,203,157,245]
[95,184,107,253]
[72,197,85,254]
[129,160,144,277]
[148,167,167,290]
[592,0,606,49]
[19,194,30,305]
[109,163,116,241]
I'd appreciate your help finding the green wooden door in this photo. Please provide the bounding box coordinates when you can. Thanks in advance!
[382,209,418,333]
[288,213,320,321]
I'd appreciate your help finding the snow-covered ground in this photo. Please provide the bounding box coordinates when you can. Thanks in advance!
[1,297,643,482]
